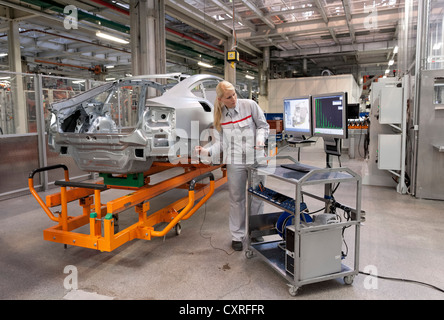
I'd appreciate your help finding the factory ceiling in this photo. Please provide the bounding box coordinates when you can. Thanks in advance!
[0,0,414,89]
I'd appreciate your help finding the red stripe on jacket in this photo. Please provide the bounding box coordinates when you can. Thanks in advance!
[221,115,252,126]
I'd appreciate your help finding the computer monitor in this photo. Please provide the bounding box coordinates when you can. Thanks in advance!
[312,92,348,140]
[347,103,360,119]
[283,96,312,138]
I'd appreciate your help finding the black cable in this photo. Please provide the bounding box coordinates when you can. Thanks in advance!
[330,156,341,195]
[307,206,325,215]
[197,168,235,255]
[199,201,235,256]
[331,197,443,295]
[341,226,349,258]
[358,271,444,294]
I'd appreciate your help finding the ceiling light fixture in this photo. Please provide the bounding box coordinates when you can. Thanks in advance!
[198,61,213,68]
[388,59,394,66]
[96,31,129,44]
[433,43,442,50]
[245,75,254,80]
[393,46,399,54]
[0,53,8,57]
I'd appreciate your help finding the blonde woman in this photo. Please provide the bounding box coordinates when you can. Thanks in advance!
[196,80,269,251]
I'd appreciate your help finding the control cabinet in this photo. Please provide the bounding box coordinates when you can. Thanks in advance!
[245,155,362,296]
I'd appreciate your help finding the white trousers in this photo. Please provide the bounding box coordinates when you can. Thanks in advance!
[226,164,265,241]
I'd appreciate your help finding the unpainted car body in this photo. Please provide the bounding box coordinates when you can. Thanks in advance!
[48,74,224,174]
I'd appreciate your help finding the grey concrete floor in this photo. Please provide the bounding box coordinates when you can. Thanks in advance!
[1,140,444,300]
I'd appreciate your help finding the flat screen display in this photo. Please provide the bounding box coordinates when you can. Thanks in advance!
[283,97,312,136]
[312,92,348,139]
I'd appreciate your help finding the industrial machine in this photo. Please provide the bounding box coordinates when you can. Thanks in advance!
[245,92,360,295]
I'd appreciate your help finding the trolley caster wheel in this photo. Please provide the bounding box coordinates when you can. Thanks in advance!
[344,275,354,285]
[175,223,182,236]
[288,285,299,296]
[245,250,254,259]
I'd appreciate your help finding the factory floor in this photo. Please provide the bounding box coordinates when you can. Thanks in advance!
[1,140,443,301]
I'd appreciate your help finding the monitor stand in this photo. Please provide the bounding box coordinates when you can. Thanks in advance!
[287,135,308,143]
[323,137,342,213]
[323,137,341,158]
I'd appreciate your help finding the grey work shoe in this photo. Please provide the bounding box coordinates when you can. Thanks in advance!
[231,241,243,251]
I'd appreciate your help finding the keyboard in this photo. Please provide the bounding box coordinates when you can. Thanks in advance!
[281,163,316,173]
[287,137,312,144]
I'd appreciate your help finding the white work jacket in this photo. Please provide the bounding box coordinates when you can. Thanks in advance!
[209,99,269,165]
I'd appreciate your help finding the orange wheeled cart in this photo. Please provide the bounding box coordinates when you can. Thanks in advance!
[29,162,227,252]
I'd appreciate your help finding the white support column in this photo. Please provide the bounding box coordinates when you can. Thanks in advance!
[35,74,48,190]
[130,0,166,76]
[8,13,27,134]
[259,47,269,96]
[258,47,269,112]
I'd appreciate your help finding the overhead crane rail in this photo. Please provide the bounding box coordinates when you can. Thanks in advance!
[28,162,227,252]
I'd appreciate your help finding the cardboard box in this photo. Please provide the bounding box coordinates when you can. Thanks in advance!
[267,120,283,133]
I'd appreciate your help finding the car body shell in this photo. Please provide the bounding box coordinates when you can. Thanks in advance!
[48,74,224,174]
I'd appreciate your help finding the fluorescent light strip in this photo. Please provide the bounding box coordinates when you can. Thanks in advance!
[198,61,213,68]
[96,31,129,44]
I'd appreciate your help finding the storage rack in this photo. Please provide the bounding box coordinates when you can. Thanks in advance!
[246,155,362,296]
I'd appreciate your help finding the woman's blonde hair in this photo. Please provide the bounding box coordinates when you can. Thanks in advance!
[214,80,235,131]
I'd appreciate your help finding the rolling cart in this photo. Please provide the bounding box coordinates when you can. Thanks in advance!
[245,155,362,296]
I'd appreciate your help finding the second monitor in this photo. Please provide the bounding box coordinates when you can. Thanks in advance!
[312,92,348,140]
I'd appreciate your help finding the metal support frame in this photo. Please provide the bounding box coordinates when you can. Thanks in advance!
[245,155,362,296]
[28,162,227,252]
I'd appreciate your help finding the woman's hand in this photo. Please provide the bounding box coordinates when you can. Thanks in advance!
[254,141,265,150]
[195,146,209,156]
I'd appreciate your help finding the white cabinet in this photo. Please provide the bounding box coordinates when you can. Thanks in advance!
[379,86,403,124]
[378,134,402,170]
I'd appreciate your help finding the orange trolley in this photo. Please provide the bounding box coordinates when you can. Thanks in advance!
[28,162,227,252]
